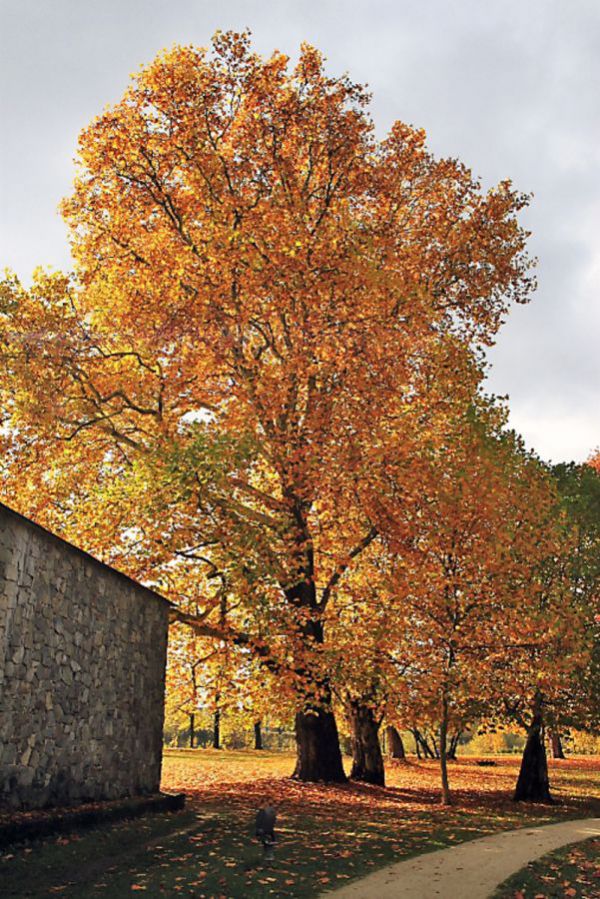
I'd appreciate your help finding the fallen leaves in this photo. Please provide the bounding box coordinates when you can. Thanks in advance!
[3,752,599,898]
[499,836,600,899]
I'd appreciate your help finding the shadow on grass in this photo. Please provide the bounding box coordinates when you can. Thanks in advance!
[2,757,599,899]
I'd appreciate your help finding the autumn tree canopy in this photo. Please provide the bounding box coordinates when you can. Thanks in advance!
[0,31,536,782]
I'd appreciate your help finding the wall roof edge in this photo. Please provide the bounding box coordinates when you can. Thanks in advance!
[0,500,174,608]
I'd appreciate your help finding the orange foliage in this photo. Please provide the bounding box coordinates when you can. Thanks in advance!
[587,449,600,474]
[0,32,541,776]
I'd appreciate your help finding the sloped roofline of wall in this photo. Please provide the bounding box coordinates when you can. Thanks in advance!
[0,500,173,608]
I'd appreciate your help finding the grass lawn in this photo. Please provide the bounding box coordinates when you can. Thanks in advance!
[1,751,599,898]
[493,835,600,898]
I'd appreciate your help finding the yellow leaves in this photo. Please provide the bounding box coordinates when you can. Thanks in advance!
[1,31,550,736]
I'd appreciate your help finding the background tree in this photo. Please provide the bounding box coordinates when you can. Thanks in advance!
[491,460,597,803]
[535,459,600,758]
[381,405,561,804]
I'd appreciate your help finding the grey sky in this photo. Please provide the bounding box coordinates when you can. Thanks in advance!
[1,0,598,463]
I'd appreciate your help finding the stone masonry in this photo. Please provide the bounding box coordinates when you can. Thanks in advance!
[0,501,170,810]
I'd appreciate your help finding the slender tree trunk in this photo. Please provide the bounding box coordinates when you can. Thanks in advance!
[347,701,385,785]
[448,731,461,760]
[214,595,227,752]
[421,732,436,759]
[439,696,452,805]
[412,729,422,759]
[254,720,263,751]
[514,694,553,803]
[412,728,436,759]
[213,706,221,750]
[189,662,199,749]
[386,726,406,759]
[550,731,565,759]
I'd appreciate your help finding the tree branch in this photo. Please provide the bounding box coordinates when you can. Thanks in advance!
[319,526,379,610]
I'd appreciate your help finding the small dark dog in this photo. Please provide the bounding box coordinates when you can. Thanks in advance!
[255,806,277,862]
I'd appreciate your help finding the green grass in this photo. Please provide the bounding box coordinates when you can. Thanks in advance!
[493,835,600,898]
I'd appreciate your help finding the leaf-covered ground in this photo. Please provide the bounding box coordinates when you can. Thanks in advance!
[493,835,600,898]
[2,751,599,898]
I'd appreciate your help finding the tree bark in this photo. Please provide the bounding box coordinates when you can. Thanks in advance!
[550,731,566,759]
[254,720,263,751]
[288,581,347,783]
[386,726,406,759]
[189,712,195,749]
[514,694,553,803]
[439,696,452,805]
[347,702,385,785]
[448,731,461,760]
[412,728,436,759]
[413,730,422,759]
[293,702,347,782]
[213,707,221,750]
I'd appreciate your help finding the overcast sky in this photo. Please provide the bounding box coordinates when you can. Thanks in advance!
[1,0,598,463]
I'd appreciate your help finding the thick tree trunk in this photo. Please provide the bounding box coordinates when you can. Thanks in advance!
[550,731,565,759]
[348,702,385,785]
[213,708,221,750]
[514,695,553,803]
[386,726,406,759]
[189,712,195,749]
[293,704,347,782]
[254,720,263,751]
[439,696,452,805]
[287,582,346,783]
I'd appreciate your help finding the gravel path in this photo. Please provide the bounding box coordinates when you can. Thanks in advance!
[326,817,600,898]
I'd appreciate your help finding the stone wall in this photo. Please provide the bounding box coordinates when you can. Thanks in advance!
[0,502,170,810]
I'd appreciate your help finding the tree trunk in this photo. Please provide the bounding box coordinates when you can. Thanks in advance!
[448,731,461,760]
[213,707,221,750]
[413,730,422,759]
[412,728,435,759]
[293,703,347,782]
[386,726,406,759]
[514,695,553,803]
[439,696,452,805]
[254,720,263,751]
[189,712,195,749]
[348,702,385,785]
[287,585,346,784]
[550,731,565,759]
